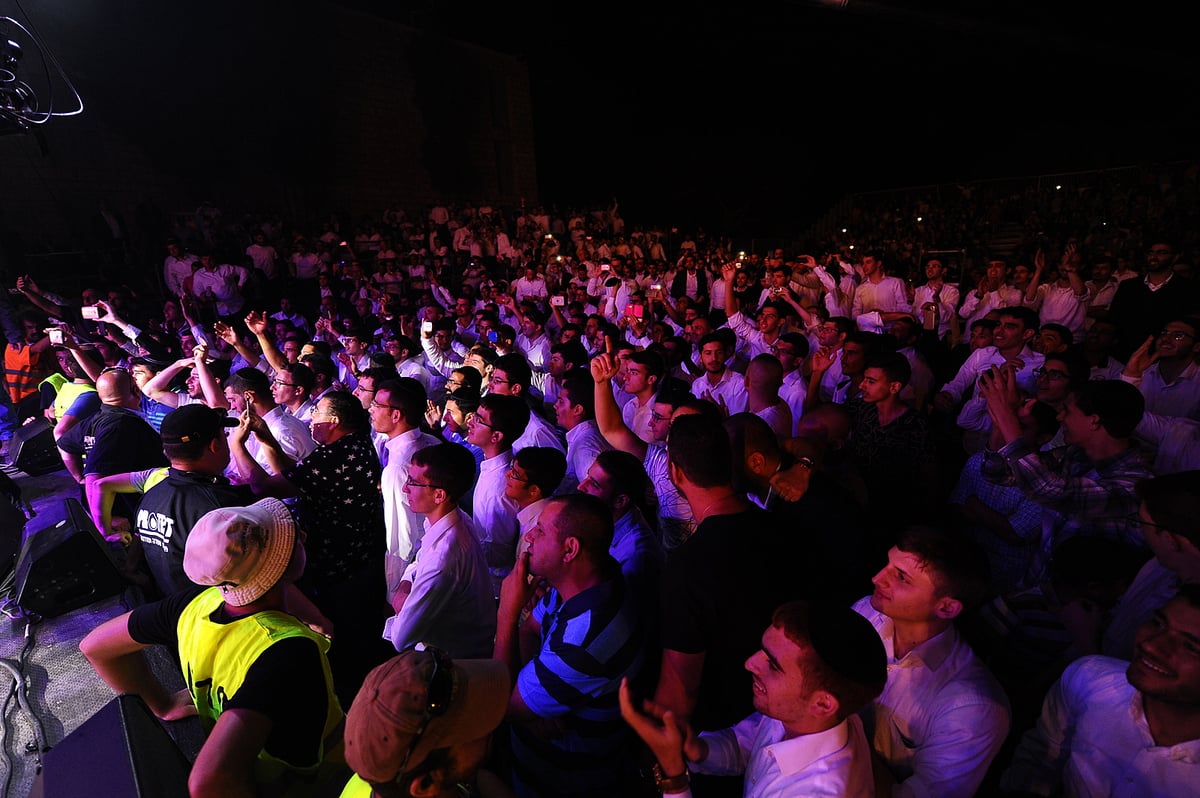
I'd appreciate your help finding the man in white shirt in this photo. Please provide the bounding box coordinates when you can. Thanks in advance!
[381,442,496,658]
[853,525,1011,798]
[217,367,315,479]
[621,600,887,798]
[190,251,248,319]
[488,354,565,455]
[1001,587,1200,798]
[851,250,911,332]
[512,264,549,306]
[1122,316,1200,420]
[620,350,664,444]
[162,238,198,299]
[513,305,553,396]
[933,306,1044,450]
[463,393,528,597]
[689,332,747,413]
[553,367,613,492]
[959,258,1024,328]
[370,378,441,605]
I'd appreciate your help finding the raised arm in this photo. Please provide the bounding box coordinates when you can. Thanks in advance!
[245,310,287,374]
[591,351,647,459]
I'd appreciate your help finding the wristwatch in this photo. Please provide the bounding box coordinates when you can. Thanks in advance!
[652,763,690,794]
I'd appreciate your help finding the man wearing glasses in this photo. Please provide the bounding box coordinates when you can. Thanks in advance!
[1120,316,1200,420]
[382,443,494,659]
[370,378,441,607]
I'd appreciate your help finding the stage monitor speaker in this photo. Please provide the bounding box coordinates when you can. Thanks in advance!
[9,417,64,476]
[29,694,191,798]
[14,497,124,618]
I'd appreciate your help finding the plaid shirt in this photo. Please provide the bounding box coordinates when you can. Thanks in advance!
[981,440,1153,584]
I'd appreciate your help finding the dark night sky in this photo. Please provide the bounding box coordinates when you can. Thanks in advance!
[398,2,1200,238]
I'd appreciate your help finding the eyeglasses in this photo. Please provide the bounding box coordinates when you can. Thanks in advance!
[404,476,445,491]
[1033,367,1069,381]
[394,645,453,775]
[310,409,339,421]
[651,411,672,423]
[470,414,496,430]
[273,379,297,388]
[505,467,531,483]
[369,399,403,412]
[1158,329,1196,341]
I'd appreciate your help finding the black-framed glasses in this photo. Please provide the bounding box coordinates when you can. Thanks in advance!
[1158,329,1195,341]
[1033,367,1069,381]
[404,477,445,490]
[370,399,403,412]
[385,645,454,785]
[273,378,297,388]
[505,467,531,483]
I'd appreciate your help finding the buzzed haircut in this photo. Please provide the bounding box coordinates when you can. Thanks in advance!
[411,442,478,502]
[667,413,733,488]
[513,446,568,497]
[319,390,370,434]
[896,525,990,611]
[545,493,616,567]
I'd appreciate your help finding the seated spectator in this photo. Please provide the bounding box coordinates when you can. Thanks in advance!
[853,525,1011,798]
[382,443,495,658]
[1120,315,1200,420]
[1000,586,1200,797]
[620,600,887,798]
[494,493,646,797]
[979,377,1154,588]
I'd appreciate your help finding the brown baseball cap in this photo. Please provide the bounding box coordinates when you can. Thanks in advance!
[343,648,510,785]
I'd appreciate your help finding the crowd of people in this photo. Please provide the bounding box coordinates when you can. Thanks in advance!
[2,181,1200,798]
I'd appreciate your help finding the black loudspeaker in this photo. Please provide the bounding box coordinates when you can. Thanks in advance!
[9,417,64,476]
[29,694,191,798]
[14,497,124,618]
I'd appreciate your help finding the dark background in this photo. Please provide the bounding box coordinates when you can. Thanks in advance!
[394,1,1200,237]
